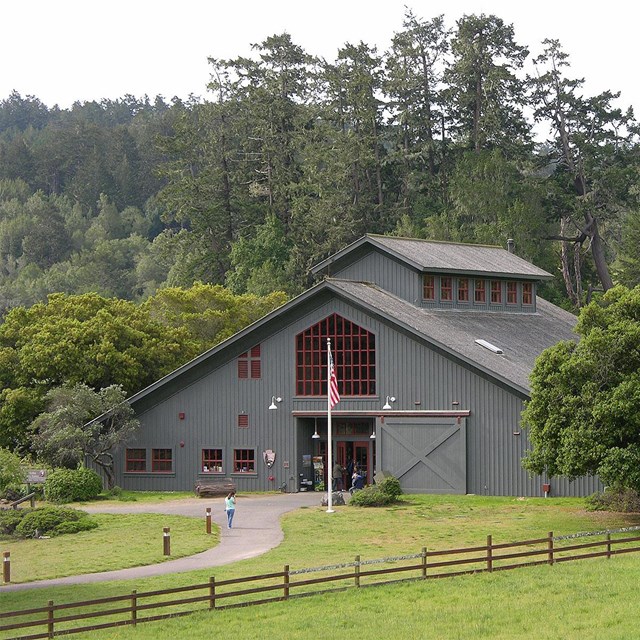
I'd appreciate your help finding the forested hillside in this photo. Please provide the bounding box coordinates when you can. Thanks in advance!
[1,9,639,313]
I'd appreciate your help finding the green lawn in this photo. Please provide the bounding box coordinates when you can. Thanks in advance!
[2,494,640,639]
[0,513,218,583]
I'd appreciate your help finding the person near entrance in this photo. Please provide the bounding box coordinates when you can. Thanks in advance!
[346,458,355,490]
[332,462,344,491]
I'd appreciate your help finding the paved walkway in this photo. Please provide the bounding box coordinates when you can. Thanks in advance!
[1,491,330,592]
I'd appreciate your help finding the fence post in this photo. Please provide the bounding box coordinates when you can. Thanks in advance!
[163,527,171,556]
[283,565,290,600]
[209,577,216,609]
[2,551,9,583]
[606,533,611,560]
[547,531,554,565]
[131,590,137,626]
[355,555,361,588]
[421,547,427,579]
[47,600,54,639]
[486,535,493,572]
[206,508,212,535]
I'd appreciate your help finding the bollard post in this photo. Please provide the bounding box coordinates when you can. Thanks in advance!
[206,508,212,535]
[163,527,171,556]
[3,551,10,583]
[421,547,427,579]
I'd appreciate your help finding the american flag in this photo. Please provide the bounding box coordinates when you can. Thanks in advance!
[328,346,340,409]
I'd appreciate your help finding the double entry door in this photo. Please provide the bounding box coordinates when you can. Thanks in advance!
[337,441,371,489]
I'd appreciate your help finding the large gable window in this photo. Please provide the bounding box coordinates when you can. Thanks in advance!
[296,313,376,397]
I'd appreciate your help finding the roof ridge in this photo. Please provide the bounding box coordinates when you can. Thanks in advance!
[367,233,503,250]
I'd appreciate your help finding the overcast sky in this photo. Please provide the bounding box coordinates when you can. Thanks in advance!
[2,0,636,118]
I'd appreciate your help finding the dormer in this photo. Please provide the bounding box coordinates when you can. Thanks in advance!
[312,235,553,313]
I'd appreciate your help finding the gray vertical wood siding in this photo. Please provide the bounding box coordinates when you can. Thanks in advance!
[113,293,600,497]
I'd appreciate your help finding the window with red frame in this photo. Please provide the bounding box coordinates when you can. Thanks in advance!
[151,448,172,473]
[125,448,146,472]
[490,281,502,304]
[474,279,486,303]
[522,282,533,305]
[238,345,261,379]
[423,275,435,300]
[507,281,518,304]
[458,278,469,302]
[233,449,255,473]
[202,449,223,473]
[237,414,249,428]
[440,276,453,301]
[296,314,376,397]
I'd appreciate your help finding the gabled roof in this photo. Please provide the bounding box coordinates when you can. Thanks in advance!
[120,276,576,415]
[312,234,553,280]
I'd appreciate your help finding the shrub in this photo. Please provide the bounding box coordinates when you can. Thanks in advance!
[44,468,103,503]
[0,449,26,492]
[586,488,640,513]
[54,519,98,535]
[0,484,25,502]
[349,486,395,507]
[0,509,27,535]
[378,475,402,499]
[14,506,95,537]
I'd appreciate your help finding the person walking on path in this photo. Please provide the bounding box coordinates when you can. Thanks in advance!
[225,491,236,528]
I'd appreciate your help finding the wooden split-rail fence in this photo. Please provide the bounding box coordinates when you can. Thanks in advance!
[2,526,640,640]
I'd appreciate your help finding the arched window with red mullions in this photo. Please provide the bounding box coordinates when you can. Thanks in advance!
[295,313,376,397]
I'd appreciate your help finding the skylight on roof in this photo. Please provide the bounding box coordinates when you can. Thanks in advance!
[475,339,503,354]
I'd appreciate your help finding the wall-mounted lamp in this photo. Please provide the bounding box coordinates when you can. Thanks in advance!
[382,395,396,410]
[312,417,320,439]
[370,431,376,440]
[268,396,282,410]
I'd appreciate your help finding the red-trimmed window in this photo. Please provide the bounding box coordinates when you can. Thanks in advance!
[234,449,255,473]
[507,281,518,305]
[440,277,453,301]
[296,313,376,397]
[474,279,486,303]
[151,448,172,473]
[490,281,502,304]
[126,448,146,472]
[423,275,435,300]
[522,282,533,305]
[458,278,469,302]
[202,449,223,473]
[238,345,261,379]
[238,414,249,428]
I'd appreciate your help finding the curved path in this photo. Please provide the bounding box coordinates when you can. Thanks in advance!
[1,492,327,592]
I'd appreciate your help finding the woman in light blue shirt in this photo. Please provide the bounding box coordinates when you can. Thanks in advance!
[224,491,236,529]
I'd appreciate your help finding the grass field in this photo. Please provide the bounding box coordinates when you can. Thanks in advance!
[2,493,640,639]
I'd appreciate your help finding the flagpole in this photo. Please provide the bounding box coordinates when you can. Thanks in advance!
[326,338,334,513]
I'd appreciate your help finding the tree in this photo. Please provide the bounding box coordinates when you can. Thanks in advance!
[445,14,531,155]
[530,39,639,304]
[146,282,287,352]
[0,292,198,450]
[31,383,139,490]
[522,285,640,490]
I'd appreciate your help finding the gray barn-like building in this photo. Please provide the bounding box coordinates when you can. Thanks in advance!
[113,235,599,497]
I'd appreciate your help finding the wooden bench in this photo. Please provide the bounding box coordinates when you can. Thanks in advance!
[194,478,236,498]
